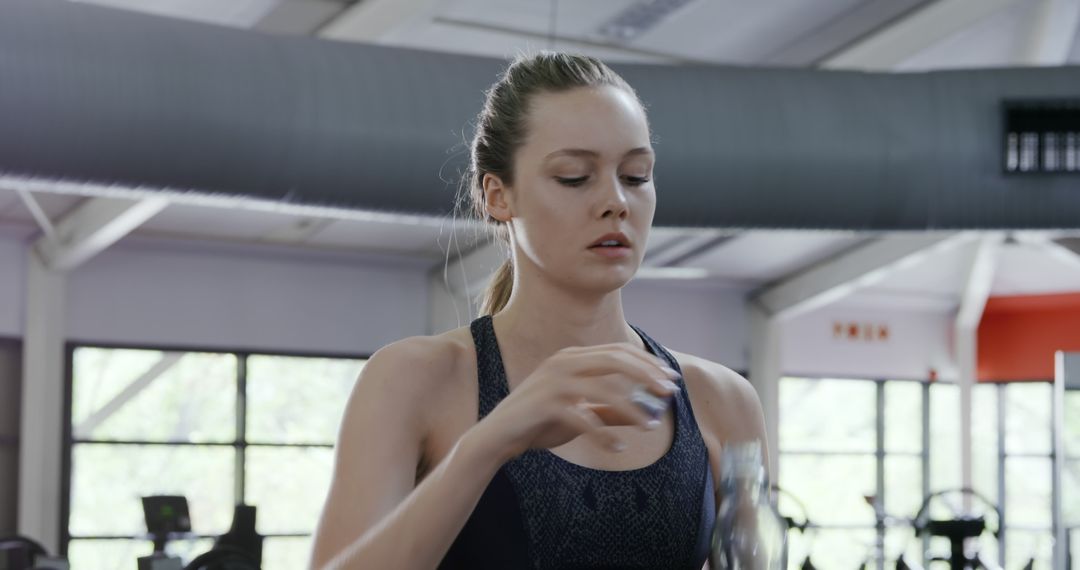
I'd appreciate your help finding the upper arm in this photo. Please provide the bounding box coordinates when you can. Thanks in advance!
[309,337,447,569]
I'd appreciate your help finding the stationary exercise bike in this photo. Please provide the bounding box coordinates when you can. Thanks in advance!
[904,488,1037,570]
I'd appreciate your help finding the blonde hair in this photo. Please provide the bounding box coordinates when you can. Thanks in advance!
[459,52,642,316]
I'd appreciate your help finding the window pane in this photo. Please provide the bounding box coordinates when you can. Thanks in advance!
[793,528,876,570]
[1072,528,1080,570]
[780,378,876,452]
[1065,459,1080,526]
[1005,456,1052,528]
[165,538,215,567]
[72,348,236,443]
[1066,390,1080,455]
[67,539,153,570]
[1005,382,1052,455]
[263,536,314,570]
[884,456,923,520]
[930,383,961,492]
[972,384,999,502]
[245,447,333,534]
[1004,530,1052,570]
[884,528,924,568]
[885,381,923,453]
[70,443,234,536]
[779,454,876,526]
[246,355,363,445]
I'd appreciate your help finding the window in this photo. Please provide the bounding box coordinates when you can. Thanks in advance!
[779,377,922,569]
[1065,389,1080,570]
[66,346,365,570]
[780,377,1019,569]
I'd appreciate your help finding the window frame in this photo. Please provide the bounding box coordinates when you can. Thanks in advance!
[61,340,369,560]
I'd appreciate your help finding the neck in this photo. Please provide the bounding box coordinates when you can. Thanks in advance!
[491,264,642,362]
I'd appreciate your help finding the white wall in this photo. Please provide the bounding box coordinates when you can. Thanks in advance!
[3,226,963,379]
[781,304,957,381]
[65,236,433,355]
[622,280,749,371]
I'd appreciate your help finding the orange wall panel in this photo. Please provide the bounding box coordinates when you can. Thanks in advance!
[977,293,1080,382]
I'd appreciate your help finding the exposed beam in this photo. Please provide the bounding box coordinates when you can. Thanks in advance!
[752,232,970,321]
[953,233,1003,510]
[643,230,734,268]
[260,217,335,245]
[748,304,780,479]
[254,0,354,36]
[34,196,169,271]
[820,0,1022,70]
[1019,0,1080,65]
[13,188,57,242]
[955,234,1003,330]
[766,0,938,66]
[18,254,65,553]
[19,195,165,550]
[318,0,439,41]
[427,16,691,64]
[73,353,184,439]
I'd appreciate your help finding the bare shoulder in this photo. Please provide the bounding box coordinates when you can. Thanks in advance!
[347,327,475,427]
[360,327,473,396]
[666,349,766,445]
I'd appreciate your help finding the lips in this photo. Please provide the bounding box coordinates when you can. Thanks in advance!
[589,232,632,248]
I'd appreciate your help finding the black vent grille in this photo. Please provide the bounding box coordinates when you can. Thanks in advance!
[1005,100,1080,174]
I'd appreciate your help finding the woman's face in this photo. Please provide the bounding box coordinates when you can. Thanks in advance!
[487,85,655,294]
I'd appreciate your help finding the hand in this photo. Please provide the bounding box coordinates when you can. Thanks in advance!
[472,343,681,461]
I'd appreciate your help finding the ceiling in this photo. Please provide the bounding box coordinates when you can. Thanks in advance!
[3,0,1079,313]
[55,0,1080,67]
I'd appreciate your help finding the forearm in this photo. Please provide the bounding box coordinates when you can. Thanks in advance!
[320,427,510,570]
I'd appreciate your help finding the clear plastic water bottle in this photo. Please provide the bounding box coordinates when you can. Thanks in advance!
[711,441,787,570]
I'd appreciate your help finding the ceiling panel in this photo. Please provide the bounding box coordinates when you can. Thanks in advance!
[68,0,280,28]
[896,0,1040,71]
[681,230,865,283]
[992,241,1080,296]
[862,237,974,297]
[434,0,869,63]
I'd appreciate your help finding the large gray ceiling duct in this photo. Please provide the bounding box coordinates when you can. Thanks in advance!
[2,0,1079,230]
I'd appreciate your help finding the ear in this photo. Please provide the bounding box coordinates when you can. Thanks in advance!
[482,173,514,222]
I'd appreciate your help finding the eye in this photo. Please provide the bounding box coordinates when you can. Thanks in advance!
[623,176,651,186]
[555,176,589,187]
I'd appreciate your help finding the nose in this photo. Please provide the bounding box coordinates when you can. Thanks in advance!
[599,176,630,220]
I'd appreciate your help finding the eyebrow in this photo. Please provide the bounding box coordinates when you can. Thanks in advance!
[543,147,654,160]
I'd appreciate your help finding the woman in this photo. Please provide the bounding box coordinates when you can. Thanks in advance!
[310,52,768,570]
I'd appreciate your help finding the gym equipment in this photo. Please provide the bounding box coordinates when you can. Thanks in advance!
[910,488,1001,570]
[182,546,259,570]
[213,505,263,567]
[0,536,45,569]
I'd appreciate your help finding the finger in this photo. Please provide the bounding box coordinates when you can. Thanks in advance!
[573,343,680,382]
[578,341,678,380]
[565,351,679,397]
[561,403,626,452]
[575,376,669,427]
[575,373,674,422]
